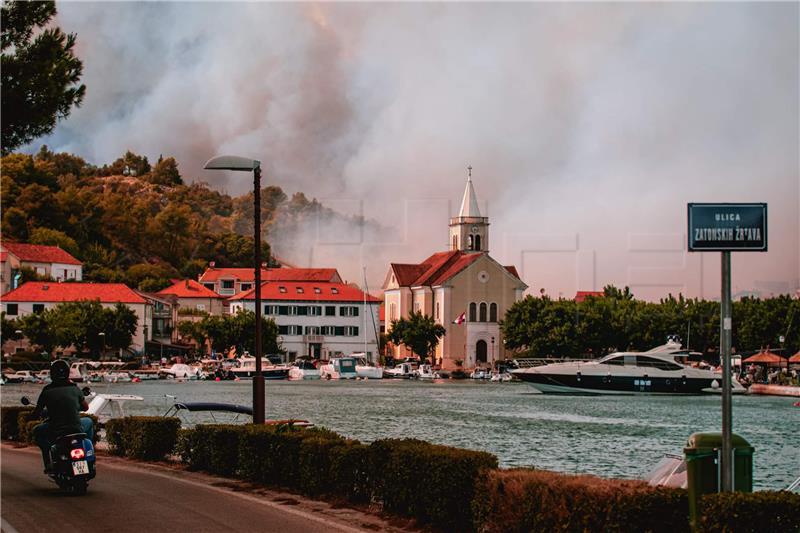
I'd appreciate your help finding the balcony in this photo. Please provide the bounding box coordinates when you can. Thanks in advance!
[304,335,324,343]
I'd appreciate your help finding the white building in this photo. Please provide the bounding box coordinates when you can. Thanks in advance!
[2,281,152,355]
[1,242,83,295]
[229,280,381,362]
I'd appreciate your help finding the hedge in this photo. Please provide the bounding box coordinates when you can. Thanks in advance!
[472,468,689,533]
[697,490,800,533]
[105,416,180,460]
[1,406,34,440]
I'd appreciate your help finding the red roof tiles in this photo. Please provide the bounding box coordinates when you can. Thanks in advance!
[575,291,604,303]
[1,243,81,265]
[230,281,381,303]
[391,251,519,287]
[2,282,146,303]
[157,279,221,299]
[199,267,340,283]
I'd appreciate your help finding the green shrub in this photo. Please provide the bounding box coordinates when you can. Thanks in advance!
[697,490,800,533]
[183,424,246,476]
[472,468,689,533]
[372,438,498,532]
[105,416,181,460]
[1,406,34,440]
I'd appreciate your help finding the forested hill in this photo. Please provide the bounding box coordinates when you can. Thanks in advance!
[1,147,362,291]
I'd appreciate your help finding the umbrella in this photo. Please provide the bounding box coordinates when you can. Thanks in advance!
[742,350,786,366]
[789,351,800,364]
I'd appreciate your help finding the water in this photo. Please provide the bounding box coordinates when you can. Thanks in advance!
[4,380,797,490]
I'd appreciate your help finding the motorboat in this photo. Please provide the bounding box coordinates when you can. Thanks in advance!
[489,371,514,382]
[353,353,383,379]
[288,359,320,380]
[160,363,202,380]
[85,393,144,425]
[162,402,313,427]
[69,362,90,382]
[414,364,440,380]
[383,362,417,379]
[319,357,358,380]
[4,370,38,383]
[512,339,749,395]
[104,371,133,383]
[470,368,490,380]
[229,356,289,380]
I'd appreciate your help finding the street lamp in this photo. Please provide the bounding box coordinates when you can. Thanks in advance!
[14,330,23,356]
[98,332,105,359]
[204,155,265,425]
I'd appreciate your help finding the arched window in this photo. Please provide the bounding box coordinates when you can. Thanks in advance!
[469,302,477,322]
[452,235,457,250]
[474,234,481,251]
[489,303,497,322]
[479,302,487,322]
[435,302,440,320]
[468,235,474,250]
[390,303,396,321]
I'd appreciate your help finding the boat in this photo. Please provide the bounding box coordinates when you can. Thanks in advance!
[162,402,312,427]
[353,353,383,379]
[470,368,490,380]
[512,339,749,395]
[319,357,358,380]
[4,370,37,383]
[104,371,133,383]
[160,363,202,379]
[288,359,320,380]
[69,361,90,382]
[85,393,144,425]
[384,362,417,379]
[489,371,514,382]
[131,369,161,381]
[414,364,440,380]
[229,355,289,380]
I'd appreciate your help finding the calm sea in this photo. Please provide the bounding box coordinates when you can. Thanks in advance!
[4,379,797,490]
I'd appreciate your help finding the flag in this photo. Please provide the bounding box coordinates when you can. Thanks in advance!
[452,312,466,325]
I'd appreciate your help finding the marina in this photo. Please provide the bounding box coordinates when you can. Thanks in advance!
[3,379,797,490]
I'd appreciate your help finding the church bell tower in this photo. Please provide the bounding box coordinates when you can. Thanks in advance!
[449,167,489,253]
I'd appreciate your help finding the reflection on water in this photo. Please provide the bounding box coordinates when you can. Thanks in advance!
[4,380,797,489]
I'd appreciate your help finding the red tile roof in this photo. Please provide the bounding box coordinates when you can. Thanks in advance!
[391,251,487,287]
[157,279,221,299]
[504,266,520,279]
[199,267,340,283]
[1,242,81,265]
[230,281,381,303]
[379,302,385,322]
[0,252,7,263]
[575,291,604,303]
[389,264,430,286]
[2,282,146,303]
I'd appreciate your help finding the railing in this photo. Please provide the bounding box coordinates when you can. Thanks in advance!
[513,358,593,368]
[218,288,235,296]
[304,335,324,343]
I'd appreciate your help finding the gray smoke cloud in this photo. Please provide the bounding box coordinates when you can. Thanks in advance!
[31,2,799,299]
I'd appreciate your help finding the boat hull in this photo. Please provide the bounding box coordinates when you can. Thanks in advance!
[513,371,717,395]
[231,369,289,380]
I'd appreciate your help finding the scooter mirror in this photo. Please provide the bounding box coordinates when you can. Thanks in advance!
[82,386,91,397]
[20,397,30,406]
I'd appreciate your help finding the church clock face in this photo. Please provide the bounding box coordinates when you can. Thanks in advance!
[470,225,479,233]
[478,270,489,283]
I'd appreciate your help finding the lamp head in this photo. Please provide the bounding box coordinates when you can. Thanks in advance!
[204,155,261,171]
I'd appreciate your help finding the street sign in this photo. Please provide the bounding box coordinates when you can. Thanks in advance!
[687,203,767,252]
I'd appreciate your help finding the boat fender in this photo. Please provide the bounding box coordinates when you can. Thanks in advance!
[576,371,581,382]
[711,380,720,389]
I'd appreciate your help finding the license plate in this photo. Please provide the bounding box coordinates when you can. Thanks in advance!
[72,460,89,475]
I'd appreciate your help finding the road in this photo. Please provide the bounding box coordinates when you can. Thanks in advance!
[1,445,404,533]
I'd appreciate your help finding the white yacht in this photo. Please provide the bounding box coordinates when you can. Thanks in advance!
[352,353,383,379]
[512,340,747,395]
[384,362,417,379]
[288,359,320,380]
[319,357,358,380]
[414,364,440,380]
[229,356,289,380]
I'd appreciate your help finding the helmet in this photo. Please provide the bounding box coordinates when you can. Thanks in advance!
[50,359,70,381]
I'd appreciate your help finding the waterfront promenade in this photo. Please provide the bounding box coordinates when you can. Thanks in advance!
[0,445,411,533]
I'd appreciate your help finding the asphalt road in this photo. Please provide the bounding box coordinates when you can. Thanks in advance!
[1,445,402,533]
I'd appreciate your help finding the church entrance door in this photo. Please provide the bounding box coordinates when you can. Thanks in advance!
[476,340,488,364]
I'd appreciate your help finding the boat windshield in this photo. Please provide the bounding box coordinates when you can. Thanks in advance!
[646,455,687,489]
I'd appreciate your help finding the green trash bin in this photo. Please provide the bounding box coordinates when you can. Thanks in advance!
[684,432,754,529]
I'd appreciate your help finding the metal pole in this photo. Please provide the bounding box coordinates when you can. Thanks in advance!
[720,251,732,491]
[253,166,265,425]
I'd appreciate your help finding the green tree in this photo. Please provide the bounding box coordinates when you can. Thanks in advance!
[148,156,182,186]
[19,309,58,354]
[29,227,80,258]
[1,1,85,153]
[387,311,446,364]
[196,311,281,357]
[1,312,23,344]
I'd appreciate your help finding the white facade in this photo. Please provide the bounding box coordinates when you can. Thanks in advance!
[229,299,381,362]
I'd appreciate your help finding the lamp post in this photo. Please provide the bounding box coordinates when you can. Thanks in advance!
[98,332,105,360]
[205,155,265,425]
[14,329,23,356]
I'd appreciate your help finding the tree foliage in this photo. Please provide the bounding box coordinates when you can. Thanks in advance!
[179,311,282,357]
[1,1,85,153]
[501,286,800,357]
[388,311,446,363]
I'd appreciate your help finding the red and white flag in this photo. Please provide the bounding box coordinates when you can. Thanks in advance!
[452,312,466,325]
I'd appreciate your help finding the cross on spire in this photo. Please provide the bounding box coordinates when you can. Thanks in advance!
[467,165,472,179]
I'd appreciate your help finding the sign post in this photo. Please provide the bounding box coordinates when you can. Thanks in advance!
[688,203,767,492]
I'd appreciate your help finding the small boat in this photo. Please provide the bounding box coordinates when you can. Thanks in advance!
[160,363,202,380]
[229,356,289,380]
[384,362,417,379]
[470,368,490,380]
[131,369,161,381]
[5,370,37,383]
[414,364,440,380]
[319,357,358,380]
[288,359,320,380]
[163,402,313,427]
[69,362,90,383]
[489,371,514,382]
[353,354,383,379]
[85,393,144,425]
[104,371,133,383]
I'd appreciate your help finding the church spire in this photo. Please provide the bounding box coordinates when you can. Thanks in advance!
[458,166,482,218]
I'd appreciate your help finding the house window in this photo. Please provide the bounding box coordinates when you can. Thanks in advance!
[288,325,302,335]
[221,280,235,290]
[321,326,334,335]
[331,288,339,294]
[469,302,477,322]
[325,306,336,316]
[203,283,215,291]
[308,306,322,316]
[489,303,498,322]
[340,306,359,317]
[334,326,345,336]
[345,326,359,337]
[278,325,289,335]
[6,304,18,316]
[296,287,304,294]
[279,286,287,293]
[305,326,321,335]
[278,305,289,315]
[196,304,205,311]
[314,287,321,294]
[288,306,298,316]
[479,302,487,322]
[33,304,45,314]
[240,283,252,291]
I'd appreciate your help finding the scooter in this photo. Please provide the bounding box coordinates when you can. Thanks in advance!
[21,390,97,495]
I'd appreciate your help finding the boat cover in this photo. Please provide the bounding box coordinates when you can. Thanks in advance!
[172,402,253,415]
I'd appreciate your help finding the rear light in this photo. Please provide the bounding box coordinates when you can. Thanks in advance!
[70,448,85,460]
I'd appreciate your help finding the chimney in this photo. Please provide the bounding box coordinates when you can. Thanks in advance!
[209,261,216,268]
[185,279,189,289]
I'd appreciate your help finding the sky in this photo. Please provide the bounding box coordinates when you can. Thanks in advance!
[30,2,799,300]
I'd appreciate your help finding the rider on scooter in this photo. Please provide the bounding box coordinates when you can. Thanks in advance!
[32,360,94,472]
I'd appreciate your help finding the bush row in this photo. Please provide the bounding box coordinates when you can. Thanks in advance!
[105,416,181,460]
[1,406,34,440]
[176,424,497,531]
[697,490,800,533]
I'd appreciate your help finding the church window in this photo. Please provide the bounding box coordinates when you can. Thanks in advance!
[474,234,481,251]
[490,303,498,322]
[469,302,477,322]
[452,236,457,250]
[435,302,440,320]
[468,235,474,250]
[390,303,396,320]
[479,302,487,322]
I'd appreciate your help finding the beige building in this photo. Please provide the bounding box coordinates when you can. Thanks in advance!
[383,176,527,369]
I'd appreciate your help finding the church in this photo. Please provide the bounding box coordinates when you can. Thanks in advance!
[382,173,528,369]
